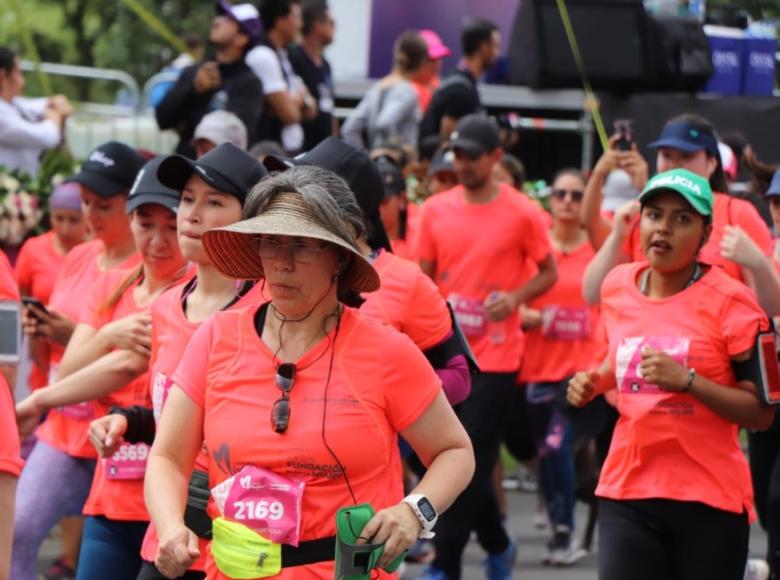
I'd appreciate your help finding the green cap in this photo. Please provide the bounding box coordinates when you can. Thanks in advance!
[639,169,713,217]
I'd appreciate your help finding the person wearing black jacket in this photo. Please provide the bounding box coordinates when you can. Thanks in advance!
[289,2,336,150]
[155,2,264,158]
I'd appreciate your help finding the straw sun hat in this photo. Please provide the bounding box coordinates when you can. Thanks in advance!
[203,191,381,294]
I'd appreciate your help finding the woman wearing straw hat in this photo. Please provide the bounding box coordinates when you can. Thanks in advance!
[145,165,474,579]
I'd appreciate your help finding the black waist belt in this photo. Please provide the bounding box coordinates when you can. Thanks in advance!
[281,536,335,568]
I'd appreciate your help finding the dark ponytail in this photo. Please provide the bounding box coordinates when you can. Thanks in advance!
[742,149,779,198]
[665,113,728,193]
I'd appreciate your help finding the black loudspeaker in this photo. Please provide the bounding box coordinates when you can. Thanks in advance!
[507,0,651,91]
[506,0,714,92]
[645,15,714,92]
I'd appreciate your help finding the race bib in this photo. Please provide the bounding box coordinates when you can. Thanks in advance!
[57,401,95,421]
[616,336,690,394]
[49,364,96,420]
[151,372,174,423]
[318,83,334,113]
[541,306,590,341]
[449,295,487,338]
[105,443,150,480]
[211,466,305,547]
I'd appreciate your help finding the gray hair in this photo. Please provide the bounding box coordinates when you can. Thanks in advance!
[243,166,368,307]
[243,165,367,246]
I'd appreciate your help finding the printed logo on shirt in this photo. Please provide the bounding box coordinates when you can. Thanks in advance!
[286,455,345,480]
[212,443,234,476]
[88,150,115,168]
[151,372,174,423]
[615,336,690,394]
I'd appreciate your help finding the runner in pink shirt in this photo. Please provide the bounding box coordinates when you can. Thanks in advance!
[87,143,266,580]
[11,141,145,580]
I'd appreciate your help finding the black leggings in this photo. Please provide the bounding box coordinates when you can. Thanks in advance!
[136,561,206,580]
[748,413,780,577]
[431,372,516,580]
[599,498,749,580]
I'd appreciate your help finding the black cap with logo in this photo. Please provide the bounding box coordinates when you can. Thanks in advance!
[263,137,393,253]
[156,143,267,203]
[375,157,405,199]
[67,141,147,197]
[450,114,501,157]
[126,156,181,215]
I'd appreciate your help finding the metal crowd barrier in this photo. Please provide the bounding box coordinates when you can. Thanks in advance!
[18,62,594,168]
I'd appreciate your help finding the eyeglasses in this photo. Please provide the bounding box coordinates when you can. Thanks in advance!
[254,237,328,264]
[271,363,295,433]
[552,189,584,202]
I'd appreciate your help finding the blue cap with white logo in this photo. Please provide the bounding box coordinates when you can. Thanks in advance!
[648,122,719,158]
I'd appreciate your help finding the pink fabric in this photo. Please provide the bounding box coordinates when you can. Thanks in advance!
[419,29,451,60]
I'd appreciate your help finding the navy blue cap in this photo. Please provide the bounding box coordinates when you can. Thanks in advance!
[126,156,181,214]
[766,169,780,198]
[648,122,719,157]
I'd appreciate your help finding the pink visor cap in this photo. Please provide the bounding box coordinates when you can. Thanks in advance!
[419,29,452,60]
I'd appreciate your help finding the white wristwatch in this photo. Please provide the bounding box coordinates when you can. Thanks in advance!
[402,494,438,539]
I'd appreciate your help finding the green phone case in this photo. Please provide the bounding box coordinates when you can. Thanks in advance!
[334,504,406,579]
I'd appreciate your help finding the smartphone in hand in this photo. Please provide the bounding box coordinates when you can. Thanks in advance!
[22,296,49,319]
[613,119,634,152]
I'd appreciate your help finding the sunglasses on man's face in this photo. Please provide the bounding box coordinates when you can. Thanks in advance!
[552,189,584,202]
[271,363,296,434]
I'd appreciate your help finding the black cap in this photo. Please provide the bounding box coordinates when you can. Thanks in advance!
[450,114,501,157]
[428,148,456,176]
[126,156,181,214]
[264,137,393,253]
[375,157,405,199]
[156,143,267,203]
[67,141,146,197]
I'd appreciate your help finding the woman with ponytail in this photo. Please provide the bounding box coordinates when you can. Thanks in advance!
[15,156,190,580]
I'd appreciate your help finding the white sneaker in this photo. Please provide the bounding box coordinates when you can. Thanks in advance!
[744,559,769,580]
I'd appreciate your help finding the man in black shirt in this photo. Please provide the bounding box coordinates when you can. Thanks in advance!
[419,19,501,143]
[289,2,336,151]
[155,2,264,157]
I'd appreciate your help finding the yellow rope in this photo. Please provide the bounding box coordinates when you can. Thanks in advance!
[119,0,191,56]
[554,0,610,152]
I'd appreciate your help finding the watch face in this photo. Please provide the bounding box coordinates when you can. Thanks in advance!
[417,497,436,521]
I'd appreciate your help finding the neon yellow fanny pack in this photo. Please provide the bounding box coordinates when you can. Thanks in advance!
[211,517,282,579]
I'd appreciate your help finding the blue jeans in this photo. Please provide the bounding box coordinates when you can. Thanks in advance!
[76,516,148,580]
[527,380,576,530]
[11,440,96,580]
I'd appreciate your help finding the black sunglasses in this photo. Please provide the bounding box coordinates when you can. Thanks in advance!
[271,363,296,434]
[552,189,584,202]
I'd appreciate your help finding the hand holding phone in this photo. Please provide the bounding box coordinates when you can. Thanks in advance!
[613,119,634,152]
[22,296,49,319]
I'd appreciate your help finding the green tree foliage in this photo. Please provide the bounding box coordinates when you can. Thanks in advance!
[0,0,213,103]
